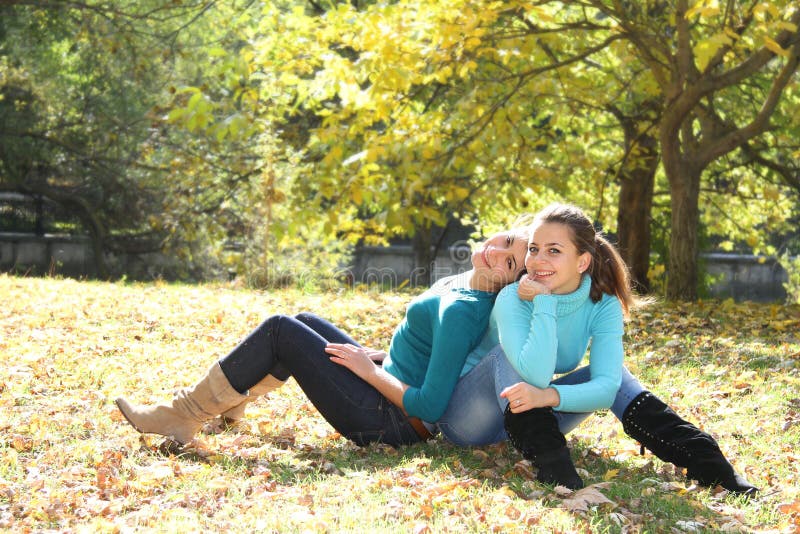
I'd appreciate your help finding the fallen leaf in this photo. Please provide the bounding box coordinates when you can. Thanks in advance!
[778,501,800,514]
[561,485,616,513]
[675,520,705,532]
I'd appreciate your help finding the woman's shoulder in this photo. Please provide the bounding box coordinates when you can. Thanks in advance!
[439,289,494,324]
[586,292,624,325]
[496,282,521,302]
[597,292,623,309]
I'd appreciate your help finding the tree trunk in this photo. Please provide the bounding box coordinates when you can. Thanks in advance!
[616,130,658,293]
[666,165,701,300]
[411,229,435,287]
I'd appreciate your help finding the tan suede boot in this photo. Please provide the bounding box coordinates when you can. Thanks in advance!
[115,363,247,444]
[219,374,285,424]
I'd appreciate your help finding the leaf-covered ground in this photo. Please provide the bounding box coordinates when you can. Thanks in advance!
[1,274,799,532]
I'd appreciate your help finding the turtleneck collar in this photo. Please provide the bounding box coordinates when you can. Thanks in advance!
[551,275,592,316]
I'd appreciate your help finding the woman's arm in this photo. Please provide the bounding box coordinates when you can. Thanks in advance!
[493,284,559,387]
[400,303,486,422]
[326,344,409,412]
[551,297,624,412]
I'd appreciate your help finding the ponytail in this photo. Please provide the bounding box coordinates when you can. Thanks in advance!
[589,233,634,317]
[534,203,635,318]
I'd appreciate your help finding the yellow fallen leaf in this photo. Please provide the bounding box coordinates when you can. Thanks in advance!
[603,469,619,481]
[419,503,434,519]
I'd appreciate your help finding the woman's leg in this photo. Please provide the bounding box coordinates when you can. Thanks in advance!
[118,314,420,447]
[115,362,247,444]
[223,314,420,447]
[436,347,507,446]
[540,365,756,494]
[619,388,758,495]
[116,314,296,444]
[294,312,362,345]
[494,348,583,489]
[547,365,644,434]
[217,313,363,392]
[219,312,360,422]
[217,315,291,393]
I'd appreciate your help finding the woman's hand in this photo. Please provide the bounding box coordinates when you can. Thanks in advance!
[500,382,560,413]
[326,343,380,379]
[365,349,388,363]
[517,275,551,301]
[327,343,409,414]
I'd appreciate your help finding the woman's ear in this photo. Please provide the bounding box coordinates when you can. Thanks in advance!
[577,252,591,274]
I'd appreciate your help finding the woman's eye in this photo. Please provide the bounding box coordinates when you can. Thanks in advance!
[507,259,512,269]
[506,236,511,245]
[549,248,560,255]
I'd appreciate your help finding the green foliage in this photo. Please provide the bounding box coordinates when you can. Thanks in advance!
[2,0,799,297]
[779,252,800,304]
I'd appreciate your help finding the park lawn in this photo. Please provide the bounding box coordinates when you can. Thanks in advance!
[1,273,799,533]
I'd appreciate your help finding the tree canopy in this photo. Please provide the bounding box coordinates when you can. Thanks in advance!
[1,0,798,298]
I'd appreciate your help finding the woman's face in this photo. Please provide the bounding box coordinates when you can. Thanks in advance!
[471,230,528,290]
[524,222,591,295]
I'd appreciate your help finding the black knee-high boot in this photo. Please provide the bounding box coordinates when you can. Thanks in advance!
[504,405,584,490]
[622,391,758,495]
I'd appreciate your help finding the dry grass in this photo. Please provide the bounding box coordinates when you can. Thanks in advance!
[1,274,799,532]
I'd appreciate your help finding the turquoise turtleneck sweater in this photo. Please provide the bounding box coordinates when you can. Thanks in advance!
[480,275,625,413]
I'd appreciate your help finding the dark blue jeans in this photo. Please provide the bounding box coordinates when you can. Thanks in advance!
[218,312,421,447]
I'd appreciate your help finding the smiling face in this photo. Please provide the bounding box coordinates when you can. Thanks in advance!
[525,222,592,295]
[470,230,529,291]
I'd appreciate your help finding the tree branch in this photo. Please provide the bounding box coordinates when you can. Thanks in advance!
[742,143,800,193]
[696,39,800,167]
[703,9,800,93]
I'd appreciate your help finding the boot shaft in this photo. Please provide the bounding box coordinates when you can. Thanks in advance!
[621,391,757,494]
[504,405,583,490]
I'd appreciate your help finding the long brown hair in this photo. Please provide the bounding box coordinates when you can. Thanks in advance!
[533,203,635,317]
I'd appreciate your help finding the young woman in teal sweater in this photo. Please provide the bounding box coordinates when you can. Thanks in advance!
[115,227,529,447]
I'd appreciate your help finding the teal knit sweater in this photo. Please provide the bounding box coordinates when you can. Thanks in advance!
[383,284,495,422]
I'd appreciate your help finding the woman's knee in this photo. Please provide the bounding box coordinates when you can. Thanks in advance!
[256,313,293,333]
[610,366,646,419]
[293,312,317,324]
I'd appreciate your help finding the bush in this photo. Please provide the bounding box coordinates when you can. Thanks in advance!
[779,252,800,304]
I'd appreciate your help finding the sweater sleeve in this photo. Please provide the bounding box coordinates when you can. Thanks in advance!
[401,301,483,422]
[493,284,559,388]
[551,296,624,412]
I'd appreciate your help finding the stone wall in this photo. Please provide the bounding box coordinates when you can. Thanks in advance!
[0,233,95,277]
[349,247,791,302]
[703,253,788,302]
[348,245,473,288]
[0,233,792,302]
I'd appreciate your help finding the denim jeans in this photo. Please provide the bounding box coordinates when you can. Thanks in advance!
[436,345,645,445]
[218,313,421,447]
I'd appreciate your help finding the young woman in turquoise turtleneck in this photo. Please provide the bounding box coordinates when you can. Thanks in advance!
[496,273,622,413]
[437,203,758,494]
